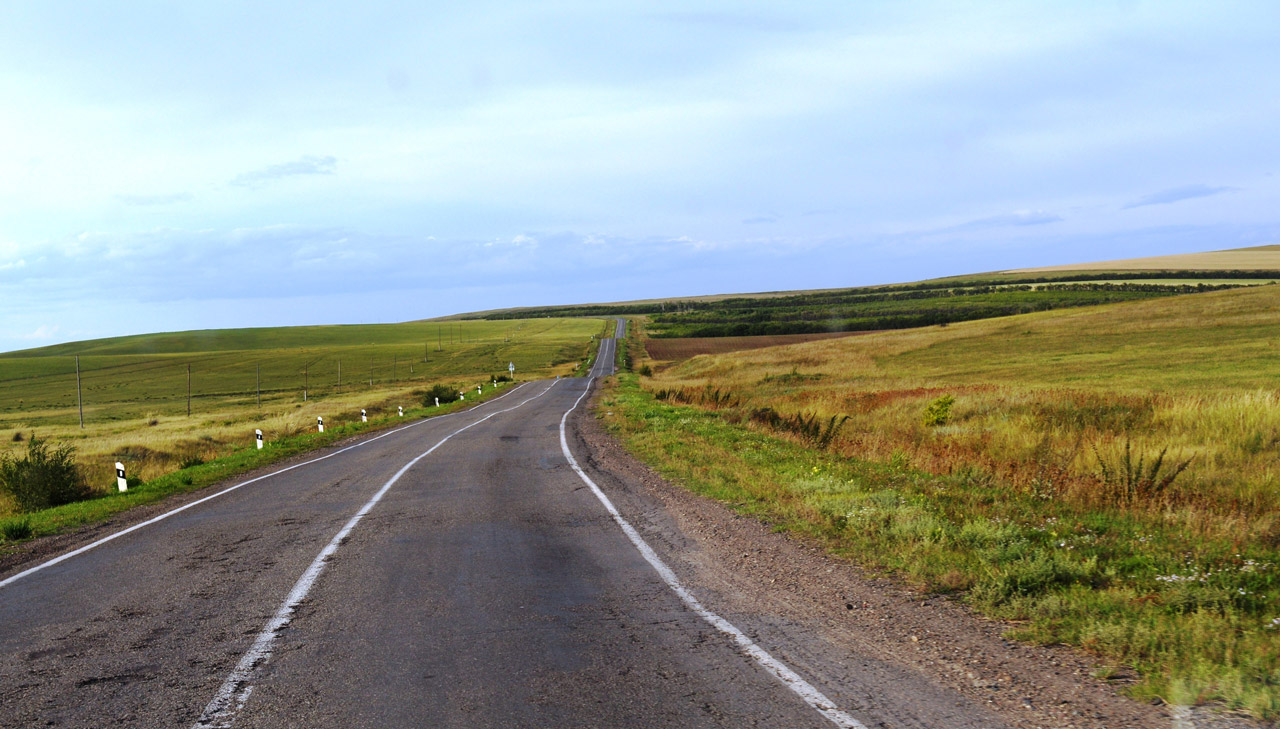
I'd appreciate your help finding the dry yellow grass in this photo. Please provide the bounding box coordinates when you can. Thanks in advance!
[642,284,1280,530]
[1009,244,1280,273]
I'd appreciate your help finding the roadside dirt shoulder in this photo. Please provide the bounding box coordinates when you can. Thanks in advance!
[574,384,1269,729]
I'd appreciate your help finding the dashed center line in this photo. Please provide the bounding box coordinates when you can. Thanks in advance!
[192,380,559,728]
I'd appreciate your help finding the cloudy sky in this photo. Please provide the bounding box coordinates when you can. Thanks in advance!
[2,2,1278,352]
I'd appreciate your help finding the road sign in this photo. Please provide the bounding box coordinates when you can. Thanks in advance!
[508,361,515,374]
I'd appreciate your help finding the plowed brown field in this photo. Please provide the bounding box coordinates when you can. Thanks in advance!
[644,331,868,360]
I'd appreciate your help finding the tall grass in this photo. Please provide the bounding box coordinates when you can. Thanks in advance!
[615,285,1280,717]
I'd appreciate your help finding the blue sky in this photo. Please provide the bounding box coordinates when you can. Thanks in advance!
[2,2,1278,352]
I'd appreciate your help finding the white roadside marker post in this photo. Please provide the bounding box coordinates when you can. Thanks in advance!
[459,391,465,401]
[317,416,324,433]
[115,462,127,492]
[476,385,482,396]
[434,397,440,407]
[361,409,367,423]
[398,406,404,417]
[255,429,264,450]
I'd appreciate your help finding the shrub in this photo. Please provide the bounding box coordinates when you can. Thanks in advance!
[639,364,652,377]
[11,431,23,442]
[179,453,205,469]
[749,407,849,449]
[922,394,955,426]
[421,384,460,407]
[1093,439,1192,504]
[491,373,513,383]
[0,436,93,513]
[1,516,32,541]
[654,385,740,409]
[971,552,1098,608]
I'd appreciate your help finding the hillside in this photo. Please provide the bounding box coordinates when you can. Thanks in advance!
[1007,244,1280,273]
[474,245,1280,338]
[0,317,606,488]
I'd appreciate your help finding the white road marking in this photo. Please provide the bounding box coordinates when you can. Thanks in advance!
[558,358,867,729]
[193,379,560,728]
[0,383,532,591]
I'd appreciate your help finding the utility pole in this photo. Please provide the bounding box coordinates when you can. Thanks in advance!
[393,355,397,383]
[369,356,374,387]
[187,363,192,417]
[338,359,342,387]
[438,325,442,351]
[256,363,261,408]
[76,355,84,429]
[304,362,309,402]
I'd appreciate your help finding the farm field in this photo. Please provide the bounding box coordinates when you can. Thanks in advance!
[604,283,1280,718]
[644,331,868,360]
[479,246,1280,340]
[0,317,606,503]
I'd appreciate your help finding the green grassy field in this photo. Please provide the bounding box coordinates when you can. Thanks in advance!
[607,284,1280,718]
[0,317,606,507]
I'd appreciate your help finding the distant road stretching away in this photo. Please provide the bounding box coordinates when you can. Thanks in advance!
[1,318,1018,728]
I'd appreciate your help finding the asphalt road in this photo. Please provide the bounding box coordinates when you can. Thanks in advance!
[0,321,1014,728]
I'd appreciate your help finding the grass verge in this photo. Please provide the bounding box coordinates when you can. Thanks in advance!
[602,371,1280,719]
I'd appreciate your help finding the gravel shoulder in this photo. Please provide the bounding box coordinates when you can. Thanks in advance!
[574,381,1271,729]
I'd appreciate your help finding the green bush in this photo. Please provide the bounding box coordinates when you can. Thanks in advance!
[421,383,460,407]
[922,394,955,426]
[0,436,93,513]
[1,516,33,541]
[971,552,1098,608]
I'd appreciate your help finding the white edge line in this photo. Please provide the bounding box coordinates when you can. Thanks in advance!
[194,378,560,728]
[0,382,535,591]
[558,350,867,729]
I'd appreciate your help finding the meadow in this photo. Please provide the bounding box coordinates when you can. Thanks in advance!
[608,285,1280,717]
[0,317,606,511]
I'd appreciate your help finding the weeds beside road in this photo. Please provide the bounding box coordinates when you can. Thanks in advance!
[612,285,1280,719]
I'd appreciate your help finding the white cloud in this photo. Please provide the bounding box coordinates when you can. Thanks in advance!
[230,155,337,188]
[18,324,58,340]
[114,192,193,206]
[1124,184,1237,210]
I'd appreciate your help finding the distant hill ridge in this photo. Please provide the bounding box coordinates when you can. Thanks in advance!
[1007,244,1280,273]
